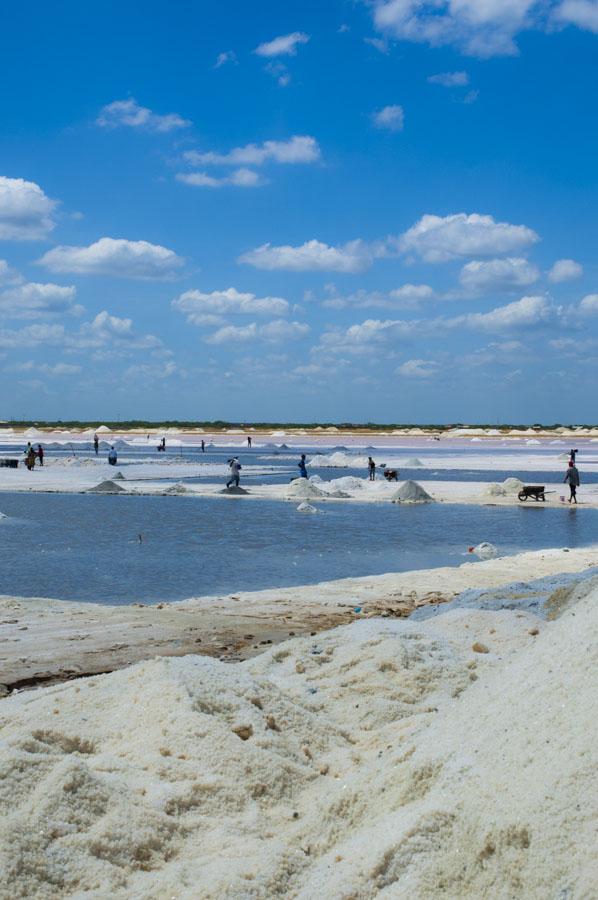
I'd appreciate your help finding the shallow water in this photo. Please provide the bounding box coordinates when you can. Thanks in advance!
[0,492,596,604]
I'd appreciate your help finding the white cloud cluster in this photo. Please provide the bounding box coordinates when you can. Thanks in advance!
[96,99,190,133]
[0,311,161,353]
[397,358,439,378]
[239,238,381,273]
[0,176,57,240]
[454,294,555,332]
[206,320,310,345]
[254,32,310,57]
[428,70,469,86]
[38,237,184,279]
[372,104,405,131]
[177,169,262,189]
[399,213,539,262]
[548,258,583,282]
[184,136,320,167]
[324,284,435,310]
[173,287,289,326]
[372,0,598,57]
[554,0,598,32]
[179,136,320,189]
[459,257,540,293]
[0,282,79,319]
[214,50,237,68]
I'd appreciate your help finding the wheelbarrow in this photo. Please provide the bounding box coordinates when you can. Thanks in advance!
[518,485,546,502]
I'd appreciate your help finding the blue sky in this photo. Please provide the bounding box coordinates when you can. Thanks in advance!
[0,0,597,423]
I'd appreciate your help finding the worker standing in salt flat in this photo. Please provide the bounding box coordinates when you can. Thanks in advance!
[564,461,580,504]
[226,457,242,489]
[368,456,376,481]
[93,434,99,455]
[298,454,308,478]
[37,444,44,466]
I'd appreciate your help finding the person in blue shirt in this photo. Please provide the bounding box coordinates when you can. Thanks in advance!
[108,446,118,465]
[298,454,308,478]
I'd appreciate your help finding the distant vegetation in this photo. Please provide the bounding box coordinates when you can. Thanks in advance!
[0,419,592,431]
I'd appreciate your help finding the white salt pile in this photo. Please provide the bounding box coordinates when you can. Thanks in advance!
[329,476,366,492]
[87,480,126,494]
[471,541,498,560]
[285,479,327,500]
[404,457,423,466]
[163,483,191,495]
[1,584,596,897]
[482,477,525,498]
[296,502,317,513]
[391,480,434,503]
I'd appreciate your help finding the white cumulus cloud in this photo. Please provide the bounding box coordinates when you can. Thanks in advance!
[459,257,540,292]
[0,282,79,319]
[324,284,434,310]
[0,176,57,240]
[455,295,556,332]
[206,319,309,344]
[172,287,289,324]
[579,294,598,314]
[554,0,598,32]
[37,237,185,279]
[176,169,262,188]
[373,0,539,57]
[254,32,310,57]
[428,70,470,86]
[238,239,380,273]
[548,258,583,282]
[96,99,191,132]
[397,358,439,378]
[372,104,405,131]
[184,136,320,167]
[399,213,539,262]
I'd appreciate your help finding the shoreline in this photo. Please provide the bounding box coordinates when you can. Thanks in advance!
[2,544,596,692]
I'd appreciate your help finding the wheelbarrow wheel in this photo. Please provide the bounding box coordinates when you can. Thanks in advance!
[518,490,528,501]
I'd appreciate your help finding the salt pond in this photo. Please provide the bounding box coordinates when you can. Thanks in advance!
[0,492,596,603]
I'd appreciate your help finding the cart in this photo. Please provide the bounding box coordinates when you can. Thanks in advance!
[518,485,546,502]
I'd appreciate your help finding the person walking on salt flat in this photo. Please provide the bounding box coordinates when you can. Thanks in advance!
[298,454,308,478]
[368,456,376,481]
[564,461,580,504]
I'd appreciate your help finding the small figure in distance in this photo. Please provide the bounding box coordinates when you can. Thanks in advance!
[158,437,166,452]
[247,435,252,447]
[564,460,580,504]
[201,439,205,453]
[368,456,376,481]
[93,433,99,456]
[37,444,44,467]
[108,446,118,466]
[298,454,308,478]
[24,443,36,471]
[569,448,578,464]
[226,457,241,489]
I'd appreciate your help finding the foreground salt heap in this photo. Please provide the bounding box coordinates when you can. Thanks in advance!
[0,580,596,898]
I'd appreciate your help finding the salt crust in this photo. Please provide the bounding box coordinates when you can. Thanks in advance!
[1,584,596,898]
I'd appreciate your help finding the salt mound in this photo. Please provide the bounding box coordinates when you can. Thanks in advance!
[309,452,368,469]
[112,471,125,481]
[330,475,367,492]
[0,511,7,520]
[285,479,327,499]
[323,489,351,499]
[1,592,596,897]
[391,480,433,503]
[472,541,498,559]
[296,502,317,513]
[404,457,423,466]
[88,480,126,494]
[503,477,524,492]
[163,482,190,495]
[483,482,507,497]
[219,485,249,495]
